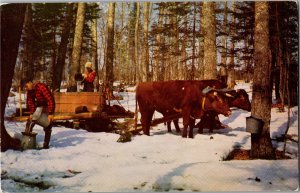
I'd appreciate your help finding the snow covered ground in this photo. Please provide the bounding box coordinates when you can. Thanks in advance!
[1,83,298,192]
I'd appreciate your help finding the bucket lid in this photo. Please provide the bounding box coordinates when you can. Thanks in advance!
[22,132,38,137]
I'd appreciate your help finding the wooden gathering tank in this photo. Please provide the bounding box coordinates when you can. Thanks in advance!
[10,91,134,132]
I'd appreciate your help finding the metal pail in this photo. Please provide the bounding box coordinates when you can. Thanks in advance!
[21,132,37,150]
[246,116,264,134]
[32,107,50,127]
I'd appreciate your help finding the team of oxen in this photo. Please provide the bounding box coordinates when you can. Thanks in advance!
[136,80,251,138]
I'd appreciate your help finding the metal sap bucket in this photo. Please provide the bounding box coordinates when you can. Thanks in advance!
[21,132,37,150]
[32,107,50,127]
[246,116,264,134]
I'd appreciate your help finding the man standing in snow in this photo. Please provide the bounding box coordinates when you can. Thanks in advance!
[82,61,96,92]
[21,78,55,149]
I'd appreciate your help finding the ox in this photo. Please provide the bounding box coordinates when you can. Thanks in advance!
[197,88,251,133]
[164,80,227,133]
[136,80,232,138]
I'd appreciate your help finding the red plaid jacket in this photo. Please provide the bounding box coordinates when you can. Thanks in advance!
[26,82,55,115]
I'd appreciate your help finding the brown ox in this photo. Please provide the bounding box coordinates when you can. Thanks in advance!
[136,80,231,138]
[164,80,227,133]
[197,89,251,133]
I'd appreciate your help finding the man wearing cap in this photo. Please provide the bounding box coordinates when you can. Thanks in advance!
[21,78,55,149]
[82,61,96,92]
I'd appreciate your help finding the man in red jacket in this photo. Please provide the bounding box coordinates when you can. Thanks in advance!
[21,78,55,149]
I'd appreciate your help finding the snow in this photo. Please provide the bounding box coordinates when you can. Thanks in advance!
[1,83,298,192]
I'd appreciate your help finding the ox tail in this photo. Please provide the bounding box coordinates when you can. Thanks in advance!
[134,87,138,131]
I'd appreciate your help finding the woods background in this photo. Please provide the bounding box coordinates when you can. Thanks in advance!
[11,2,298,106]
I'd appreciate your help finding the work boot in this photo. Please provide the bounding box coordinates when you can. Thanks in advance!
[43,124,52,149]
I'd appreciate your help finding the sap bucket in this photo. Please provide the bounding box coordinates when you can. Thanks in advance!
[246,116,264,134]
[32,107,50,127]
[21,132,37,150]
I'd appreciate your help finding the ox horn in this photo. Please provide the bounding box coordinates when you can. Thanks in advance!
[202,86,214,94]
[225,93,234,98]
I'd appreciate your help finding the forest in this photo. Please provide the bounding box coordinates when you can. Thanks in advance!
[1,2,299,155]
[0,2,299,191]
[7,2,298,106]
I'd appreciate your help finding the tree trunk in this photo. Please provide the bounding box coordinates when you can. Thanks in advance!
[275,3,285,107]
[48,27,57,88]
[141,2,150,82]
[250,1,275,159]
[92,6,99,89]
[127,3,136,84]
[134,3,140,83]
[105,2,115,88]
[227,1,236,88]
[1,4,27,151]
[154,5,164,81]
[22,4,34,81]
[70,2,86,85]
[174,13,180,80]
[198,2,204,80]
[190,2,197,80]
[202,2,217,79]
[53,3,74,91]
[220,1,228,84]
[181,14,188,80]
